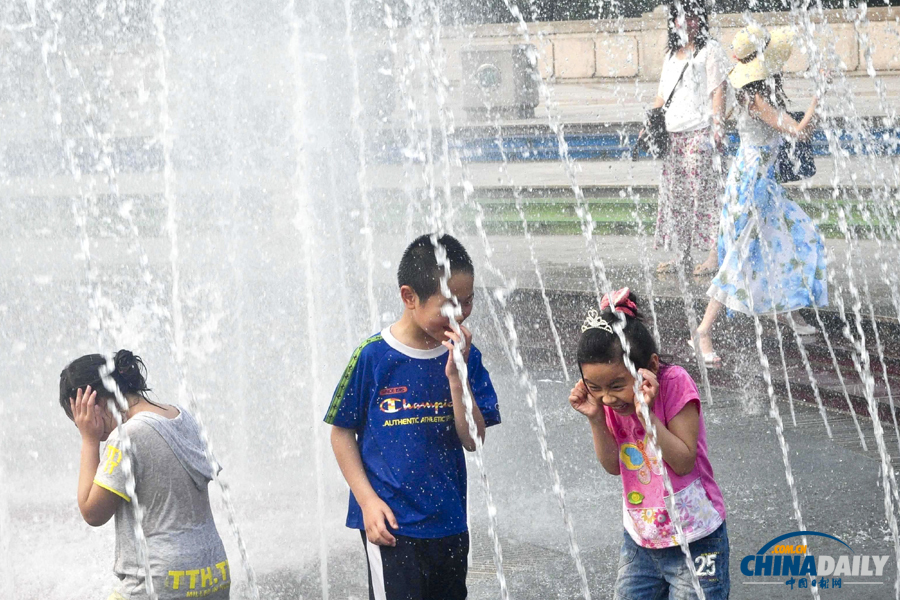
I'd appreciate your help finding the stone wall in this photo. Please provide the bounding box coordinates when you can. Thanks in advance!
[436,6,899,84]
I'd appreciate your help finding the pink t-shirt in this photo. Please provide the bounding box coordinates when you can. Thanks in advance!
[604,364,726,549]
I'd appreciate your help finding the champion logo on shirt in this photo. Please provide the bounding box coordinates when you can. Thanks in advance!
[379,397,452,414]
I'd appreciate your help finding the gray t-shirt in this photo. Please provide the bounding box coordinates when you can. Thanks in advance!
[94,407,229,599]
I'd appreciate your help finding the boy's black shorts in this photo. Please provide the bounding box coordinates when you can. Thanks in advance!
[360,530,469,600]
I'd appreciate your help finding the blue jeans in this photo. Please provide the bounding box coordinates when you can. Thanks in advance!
[615,521,730,600]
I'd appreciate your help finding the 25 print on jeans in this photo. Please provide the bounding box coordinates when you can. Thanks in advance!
[740,531,891,591]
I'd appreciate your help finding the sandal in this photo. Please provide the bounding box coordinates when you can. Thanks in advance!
[692,263,718,277]
[688,338,722,368]
[657,261,678,274]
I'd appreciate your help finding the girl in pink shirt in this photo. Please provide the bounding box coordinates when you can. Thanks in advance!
[569,288,729,599]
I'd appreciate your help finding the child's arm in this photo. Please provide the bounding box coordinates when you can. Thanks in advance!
[443,326,486,451]
[569,380,620,475]
[750,93,819,140]
[589,416,621,476]
[330,425,398,546]
[70,387,121,526]
[711,81,726,148]
[636,369,699,476]
[449,382,486,452]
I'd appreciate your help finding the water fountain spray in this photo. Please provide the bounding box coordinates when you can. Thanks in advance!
[420,6,595,594]
[431,234,511,599]
[799,1,900,458]
[450,112,594,594]
[498,1,711,595]
[342,0,381,333]
[785,7,900,594]
[474,110,570,380]
[381,2,427,241]
[286,3,333,597]
[35,3,158,596]
[459,215,594,598]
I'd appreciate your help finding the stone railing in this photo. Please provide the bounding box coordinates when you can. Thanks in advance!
[436,6,899,83]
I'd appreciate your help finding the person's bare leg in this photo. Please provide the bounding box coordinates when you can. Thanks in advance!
[694,244,718,275]
[695,298,724,355]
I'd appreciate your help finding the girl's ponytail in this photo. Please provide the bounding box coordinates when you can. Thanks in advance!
[113,350,149,396]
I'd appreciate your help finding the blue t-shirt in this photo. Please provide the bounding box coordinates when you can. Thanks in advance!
[324,327,501,538]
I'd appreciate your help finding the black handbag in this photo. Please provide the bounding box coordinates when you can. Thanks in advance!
[632,61,690,160]
[775,111,817,183]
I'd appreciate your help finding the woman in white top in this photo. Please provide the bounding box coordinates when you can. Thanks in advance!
[652,0,731,276]
[693,25,827,364]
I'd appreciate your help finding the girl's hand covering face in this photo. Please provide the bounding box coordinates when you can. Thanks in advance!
[569,379,603,420]
[70,386,106,442]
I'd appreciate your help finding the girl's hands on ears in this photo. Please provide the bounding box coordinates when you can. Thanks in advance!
[569,379,603,421]
[70,386,105,442]
[635,368,660,422]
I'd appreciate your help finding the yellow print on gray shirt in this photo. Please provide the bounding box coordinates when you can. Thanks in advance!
[103,444,123,474]
[167,561,230,597]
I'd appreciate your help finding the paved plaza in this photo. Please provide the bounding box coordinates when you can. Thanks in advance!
[258,233,900,599]
[4,3,898,596]
[274,375,897,599]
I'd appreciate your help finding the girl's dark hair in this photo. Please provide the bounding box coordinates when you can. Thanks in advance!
[666,0,709,55]
[577,292,659,370]
[737,74,788,110]
[59,350,152,419]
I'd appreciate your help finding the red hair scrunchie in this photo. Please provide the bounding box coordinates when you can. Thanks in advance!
[599,287,637,318]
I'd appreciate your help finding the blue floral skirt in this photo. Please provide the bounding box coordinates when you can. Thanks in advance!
[707,144,828,315]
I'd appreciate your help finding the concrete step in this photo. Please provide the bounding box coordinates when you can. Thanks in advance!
[389,74,900,128]
[373,127,900,164]
[367,153,900,193]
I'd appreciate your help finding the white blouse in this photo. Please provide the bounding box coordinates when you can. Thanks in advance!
[657,40,732,133]
[735,104,781,148]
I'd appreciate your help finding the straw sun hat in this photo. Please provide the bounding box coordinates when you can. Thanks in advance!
[728,24,796,89]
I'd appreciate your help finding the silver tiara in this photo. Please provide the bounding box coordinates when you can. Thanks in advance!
[581,309,613,334]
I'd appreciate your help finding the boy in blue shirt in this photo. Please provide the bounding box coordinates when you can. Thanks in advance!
[325,233,501,600]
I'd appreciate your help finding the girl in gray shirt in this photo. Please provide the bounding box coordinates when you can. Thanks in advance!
[60,350,229,600]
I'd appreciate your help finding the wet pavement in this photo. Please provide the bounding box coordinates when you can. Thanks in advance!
[275,375,898,599]
[257,234,900,599]
[11,231,900,599]
[280,231,900,600]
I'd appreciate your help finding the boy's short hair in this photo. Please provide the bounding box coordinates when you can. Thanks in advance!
[397,234,474,300]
